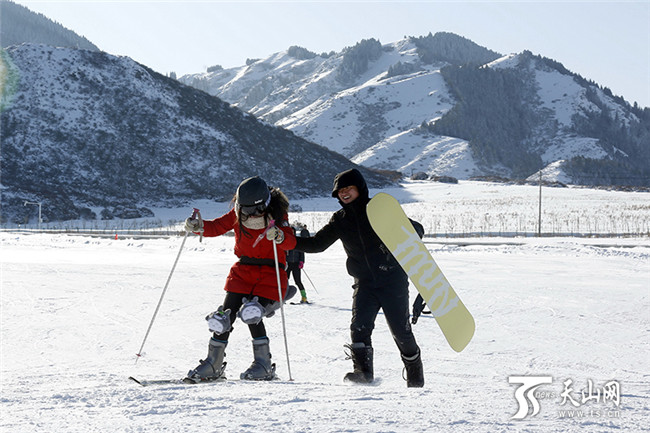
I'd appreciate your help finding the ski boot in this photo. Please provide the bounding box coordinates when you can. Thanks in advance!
[299,288,309,304]
[402,349,424,388]
[240,337,276,381]
[184,338,227,384]
[344,342,373,384]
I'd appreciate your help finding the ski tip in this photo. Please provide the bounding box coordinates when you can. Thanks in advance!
[128,376,143,385]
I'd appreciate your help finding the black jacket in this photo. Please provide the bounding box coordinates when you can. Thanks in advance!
[287,228,308,264]
[296,169,423,285]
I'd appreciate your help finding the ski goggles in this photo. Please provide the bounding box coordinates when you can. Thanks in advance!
[239,203,267,216]
[238,194,271,216]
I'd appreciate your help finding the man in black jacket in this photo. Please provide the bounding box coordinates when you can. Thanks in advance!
[294,168,424,387]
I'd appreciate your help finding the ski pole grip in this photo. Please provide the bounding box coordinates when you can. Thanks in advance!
[191,208,204,242]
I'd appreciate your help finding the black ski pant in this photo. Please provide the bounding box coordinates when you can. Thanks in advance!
[350,279,420,358]
[286,262,306,294]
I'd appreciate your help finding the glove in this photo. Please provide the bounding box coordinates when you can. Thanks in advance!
[298,261,304,269]
[265,226,285,243]
[412,293,427,324]
[412,220,425,239]
[185,217,201,232]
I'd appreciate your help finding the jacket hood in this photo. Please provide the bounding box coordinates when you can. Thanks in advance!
[331,169,369,200]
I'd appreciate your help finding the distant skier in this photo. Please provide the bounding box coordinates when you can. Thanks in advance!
[286,224,310,303]
[183,176,296,383]
[293,168,425,387]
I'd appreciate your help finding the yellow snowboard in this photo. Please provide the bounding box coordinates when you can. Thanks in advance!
[367,193,475,352]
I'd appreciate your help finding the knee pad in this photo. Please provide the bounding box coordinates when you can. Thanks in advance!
[206,306,232,334]
[237,296,266,325]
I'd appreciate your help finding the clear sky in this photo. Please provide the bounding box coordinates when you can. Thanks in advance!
[10,0,650,108]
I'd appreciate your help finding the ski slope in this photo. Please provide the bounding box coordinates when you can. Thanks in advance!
[1,184,648,432]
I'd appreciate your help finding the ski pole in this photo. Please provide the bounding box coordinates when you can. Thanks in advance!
[135,209,197,363]
[301,268,319,294]
[269,221,293,381]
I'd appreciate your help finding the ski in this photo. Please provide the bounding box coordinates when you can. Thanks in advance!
[129,376,224,386]
[129,373,282,386]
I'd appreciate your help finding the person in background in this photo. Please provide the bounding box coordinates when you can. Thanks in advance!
[286,223,310,303]
[183,176,296,383]
[293,168,425,387]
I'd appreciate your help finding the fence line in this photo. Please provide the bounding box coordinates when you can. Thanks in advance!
[1,228,646,239]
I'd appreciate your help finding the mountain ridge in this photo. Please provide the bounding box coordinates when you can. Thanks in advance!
[181,32,649,187]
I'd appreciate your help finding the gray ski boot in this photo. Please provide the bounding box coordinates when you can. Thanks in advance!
[184,338,227,383]
[240,337,276,381]
[344,342,374,384]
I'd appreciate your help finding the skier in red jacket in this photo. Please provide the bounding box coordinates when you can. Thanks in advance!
[183,176,296,383]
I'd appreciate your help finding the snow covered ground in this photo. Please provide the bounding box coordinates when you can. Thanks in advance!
[1,183,648,432]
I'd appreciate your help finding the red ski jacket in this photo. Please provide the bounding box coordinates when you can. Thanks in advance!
[202,209,297,301]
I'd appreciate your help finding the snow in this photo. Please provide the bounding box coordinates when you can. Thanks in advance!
[352,134,479,179]
[534,68,591,128]
[540,135,607,163]
[1,182,649,432]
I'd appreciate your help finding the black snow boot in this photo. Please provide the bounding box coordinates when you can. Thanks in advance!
[344,342,374,384]
[402,350,424,388]
[240,337,276,381]
[184,338,227,383]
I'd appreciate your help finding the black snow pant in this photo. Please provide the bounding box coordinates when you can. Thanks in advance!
[350,278,420,358]
[286,262,306,294]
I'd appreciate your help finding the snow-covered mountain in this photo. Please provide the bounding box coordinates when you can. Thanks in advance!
[181,33,650,186]
[0,44,388,223]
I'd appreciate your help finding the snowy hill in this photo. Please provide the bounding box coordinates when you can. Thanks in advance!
[0,44,389,223]
[181,33,650,186]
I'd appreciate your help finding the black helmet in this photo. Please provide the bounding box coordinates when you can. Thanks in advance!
[236,176,270,216]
